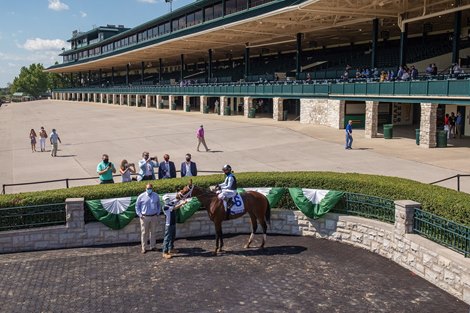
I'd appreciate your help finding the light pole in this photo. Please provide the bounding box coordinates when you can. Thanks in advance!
[165,0,173,12]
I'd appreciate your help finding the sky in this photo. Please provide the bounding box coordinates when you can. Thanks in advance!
[0,0,193,88]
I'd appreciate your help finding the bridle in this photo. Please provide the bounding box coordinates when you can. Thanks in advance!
[177,184,194,200]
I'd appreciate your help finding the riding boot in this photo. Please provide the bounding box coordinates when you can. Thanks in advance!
[225,199,233,220]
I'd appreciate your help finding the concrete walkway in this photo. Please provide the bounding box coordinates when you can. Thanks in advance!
[1,100,469,193]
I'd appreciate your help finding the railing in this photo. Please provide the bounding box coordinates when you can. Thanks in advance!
[0,203,66,232]
[429,174,470,192]
[413,208,470,257]
[1,170,220,194]
[332,192,395,224]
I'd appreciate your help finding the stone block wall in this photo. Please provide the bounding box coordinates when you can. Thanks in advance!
[300,99,344,129]
[0,198,468,304]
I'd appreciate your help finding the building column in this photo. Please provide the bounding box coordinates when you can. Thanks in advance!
[419,103,438,148]
[243,97,253,118]
[156,95,162,109]
[296,33,302,80]
[126,64,130,86]
[92,93,96,102]
[244,47,250,80]
[220,96,228,116]
[273,97,284,121]
[100,93,104,103]
[169,95,175,110]
[452,9,462,64]
[183,95,190,112]
[229,97,235,112]
[145,95,150,108]
[208,49,213,82]
[180,54,185,82]
[394,200,420,236]
[399,23,408,66]
[365,101,379,138]
[200,96,207,113]
[159,58,163,84]
[112,94,117,105]
[141,61,145,85]
[371,18,379,69]
[119,94,124,106]
[300,99,345,129]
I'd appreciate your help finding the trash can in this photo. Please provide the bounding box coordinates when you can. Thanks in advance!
[436,130,447,148]
[224,106,231,116]
[248,107,256,118]
[283,110,288,121]
[203,105,209,114]
[415,129,420,145]
[158,101,164,109]
[185,105,190,112]
[171,102,176,110]
[383,124,393,139]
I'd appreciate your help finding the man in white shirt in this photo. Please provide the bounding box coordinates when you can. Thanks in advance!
[138,152,159,181]
[49,129,62,157]
[135,184,161,254]
[180,153,197,177]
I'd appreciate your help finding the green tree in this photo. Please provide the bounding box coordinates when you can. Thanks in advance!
[10,63,49,98]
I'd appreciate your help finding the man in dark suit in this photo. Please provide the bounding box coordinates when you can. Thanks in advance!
[158,154,176,179]
[180,153,197,177]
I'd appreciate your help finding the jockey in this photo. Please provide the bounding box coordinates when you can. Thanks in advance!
[217,164,237,210]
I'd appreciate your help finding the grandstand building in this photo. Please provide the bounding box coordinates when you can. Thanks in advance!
[48,0,470,148]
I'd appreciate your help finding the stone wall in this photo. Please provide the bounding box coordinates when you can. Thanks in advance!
[300,99,344,129]
[0,198,468,304]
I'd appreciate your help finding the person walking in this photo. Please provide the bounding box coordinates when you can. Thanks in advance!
[119,159,136,183]
[38,127,48,152]
[456,112,464,139]
[138,152,159,181]
[158,154,176,179]
[96,154,116,184]
[180,153,197,177]
[49,129,61,157]
[345,120,353,149]
[196,125,210,152]
[135,184,161,254]
[29,129,37,152]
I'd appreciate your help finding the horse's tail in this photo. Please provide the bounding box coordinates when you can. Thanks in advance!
[265,198,271,229]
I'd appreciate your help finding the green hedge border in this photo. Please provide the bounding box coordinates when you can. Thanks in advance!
[1,171,469,226]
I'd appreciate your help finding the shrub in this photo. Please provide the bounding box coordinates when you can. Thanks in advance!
[0,171,469,226]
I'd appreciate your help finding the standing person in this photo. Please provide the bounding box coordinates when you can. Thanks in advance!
[456,112,464,139]
[119,159,136,183]
[345,120,353,149]
[38,127,48,152]
[444,114,450,139]
[196,125,210,152]
[180,153,197,177]
[49,129,61,157]
[158,154,176,179]
[96,154,116,184]
[29,129,37,152]
[138,152,159,181]
[449,112,456,138]
[135,184,161,254]
[161,195,183,259]
[214,99,220,114]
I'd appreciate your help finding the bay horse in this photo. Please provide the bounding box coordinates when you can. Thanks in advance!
[176,181,271,255]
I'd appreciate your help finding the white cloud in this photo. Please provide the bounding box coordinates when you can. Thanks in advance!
[137,0,158,3]
[48,0,69,11]
[21,38,67,51]
[79,11,87,18]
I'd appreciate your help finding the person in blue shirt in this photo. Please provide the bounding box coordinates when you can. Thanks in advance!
[135,184,161,254]
[216,165,237,215]
[345,120,353,150]
[456,112,464,139]
[138,151,159,181]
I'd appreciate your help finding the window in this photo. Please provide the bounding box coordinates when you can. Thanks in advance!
[164,21,171,34]
[172,19,178,31]
[195,10,203,25]
[236,0,246,12]
[205,6,214,21]
[214,3,223,19]
[178,16,186,30]
[152,27,159,38]
[226,0,236,14]
[142,30,148,41]
[187,12,195,27]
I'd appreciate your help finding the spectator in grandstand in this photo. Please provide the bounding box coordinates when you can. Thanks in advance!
[452,63,463,77]
[372,68,379,79]
[432,63,438,76]
[425,64,433,77]
[355,68,361,78]
[49,128,61,157]
[135,183,161,254]
[119,159,136,183]
[29,129,37,152]
[138,152,159,181]
[401,68,410,81]
[180,153,197,177]
[345,120,353,150]
[410,65,418,80]
[387,70,395,81]
[456,112,463,138]
[444,113,450,139]
[379,71,388,82]
[449,112,456,138]
[196,125,210,152]
[97,154,116,184]
[38,127,47,152]
[158,154,176,179]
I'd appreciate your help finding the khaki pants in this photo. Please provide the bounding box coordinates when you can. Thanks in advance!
[197,137,209,151]
[51,143,58,156]
[140,215,158,252]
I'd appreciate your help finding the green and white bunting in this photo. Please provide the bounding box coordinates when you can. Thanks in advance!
[288,188,344,219]
[237,187,286,208]
[86,196,137,230]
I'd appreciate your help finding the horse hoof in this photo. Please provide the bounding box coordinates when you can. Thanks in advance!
[212,251,218,256]
[244,244,250,249]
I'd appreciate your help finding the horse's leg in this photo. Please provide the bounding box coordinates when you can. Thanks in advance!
[214,221,223,254]
[244,214,257,249]
[259,218,268,249]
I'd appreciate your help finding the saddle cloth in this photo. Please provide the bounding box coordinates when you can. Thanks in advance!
[225,193,244,215]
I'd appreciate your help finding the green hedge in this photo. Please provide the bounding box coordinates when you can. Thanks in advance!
[1,171,469,226]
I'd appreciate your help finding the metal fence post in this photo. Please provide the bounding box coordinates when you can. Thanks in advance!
[457,174,461,192]
[66,179,69,189]
[2,184,5,194]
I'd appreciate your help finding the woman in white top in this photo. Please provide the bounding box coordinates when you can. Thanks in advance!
[119,159,136,182]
